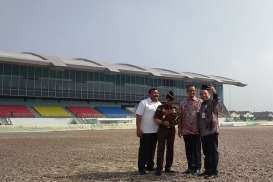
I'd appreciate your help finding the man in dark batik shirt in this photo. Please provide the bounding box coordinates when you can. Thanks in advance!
[199,85,219,178]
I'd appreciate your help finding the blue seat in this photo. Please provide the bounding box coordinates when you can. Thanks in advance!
[96,107,129,118]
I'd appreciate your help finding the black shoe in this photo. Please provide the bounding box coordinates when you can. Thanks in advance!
[139,170,147,175]
[193,169,201,176]
[145,167,155,171]
[205,173,218,179]
[165,168,175,173]
[155,170,162,176]
[200,170,210,176]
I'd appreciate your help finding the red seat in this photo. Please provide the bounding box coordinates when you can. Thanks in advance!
[68,106,103,118]
[0,105,34,117]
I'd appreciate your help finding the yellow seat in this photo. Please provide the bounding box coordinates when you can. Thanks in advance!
[34,106,70,117]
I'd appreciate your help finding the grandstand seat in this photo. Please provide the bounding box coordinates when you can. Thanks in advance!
[67,106,103,118]
[0,105,34,117]
[96,107,129,118]
[34,106,70,117]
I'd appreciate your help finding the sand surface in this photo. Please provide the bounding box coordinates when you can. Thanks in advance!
[0,127,272,181]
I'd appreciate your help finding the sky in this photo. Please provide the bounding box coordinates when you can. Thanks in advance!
[0,0,272,111]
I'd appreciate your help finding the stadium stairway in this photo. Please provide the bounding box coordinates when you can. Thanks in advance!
[28,107,40,118]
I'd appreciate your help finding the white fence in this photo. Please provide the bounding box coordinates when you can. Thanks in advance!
[0,118,273,132]
[0,117,135,128]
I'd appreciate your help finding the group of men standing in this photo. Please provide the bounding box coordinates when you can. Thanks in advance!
[136,85,219,178]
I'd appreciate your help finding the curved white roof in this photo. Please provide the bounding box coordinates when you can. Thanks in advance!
[0,50,48,65]
[111,63,150,74]
[149,68,189,78]
[208,75,247,87]
[61,58,104,71]
[0,50,247,87]
[182,72,214,80]
[23,52,66,67]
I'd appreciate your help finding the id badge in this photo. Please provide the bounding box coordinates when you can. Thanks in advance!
[201,112,206,119]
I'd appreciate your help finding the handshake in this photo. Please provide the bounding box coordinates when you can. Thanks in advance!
[161,115,180,128]
[161,120,171,127]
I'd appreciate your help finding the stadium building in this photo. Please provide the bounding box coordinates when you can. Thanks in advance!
[0,51,246,125]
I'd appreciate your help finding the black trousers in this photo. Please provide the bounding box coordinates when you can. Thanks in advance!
[183,134,201,171]
[156,126,175,171]
[138,133,157,171]
[201,133,219,174]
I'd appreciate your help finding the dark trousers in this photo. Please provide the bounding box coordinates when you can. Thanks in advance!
[156,126,175,171]
[183,134,201,171]
[138,133,157,171]
[201,133,219,174]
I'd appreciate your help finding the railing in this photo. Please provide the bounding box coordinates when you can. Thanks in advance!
[73,113,103,118]
[0,118,12,125]
[0,112,135,119]
[70,117,135,125]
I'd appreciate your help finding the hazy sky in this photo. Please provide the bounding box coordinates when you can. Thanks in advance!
[0,0,273,111]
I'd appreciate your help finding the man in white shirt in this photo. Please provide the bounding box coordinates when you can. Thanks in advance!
[136,88,161,175]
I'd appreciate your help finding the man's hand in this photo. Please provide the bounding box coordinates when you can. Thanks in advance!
[136,114,142,137]
[178,127,183,138]
[136,128,143,137]
[208,85,216,95]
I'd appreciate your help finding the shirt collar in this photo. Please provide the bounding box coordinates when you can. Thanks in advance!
[148,97,158,103]
[187,96,198,101]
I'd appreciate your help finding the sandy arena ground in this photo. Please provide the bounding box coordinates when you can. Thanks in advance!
[0,127,273,182]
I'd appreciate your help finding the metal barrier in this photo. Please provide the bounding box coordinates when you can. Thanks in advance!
[0,118,12,125]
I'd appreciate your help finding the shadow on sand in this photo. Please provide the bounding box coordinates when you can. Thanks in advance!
[52,170,179,182]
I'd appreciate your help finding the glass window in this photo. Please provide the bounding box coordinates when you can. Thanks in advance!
[82,71,88,82]
[94,72,99,81]
[64,70,70,80]
[3,64,12,75]
[28,67,35,80]
[49,70,56,79]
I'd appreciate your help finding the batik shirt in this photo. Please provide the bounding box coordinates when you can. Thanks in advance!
[198,94,219,136]
[179,96,202,135]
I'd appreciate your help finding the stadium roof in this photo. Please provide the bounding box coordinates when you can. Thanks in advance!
[0,50,247,87]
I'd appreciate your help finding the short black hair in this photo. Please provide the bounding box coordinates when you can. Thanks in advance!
[166,90,175,101]
[148,88,158,94]
[201,84,209,90]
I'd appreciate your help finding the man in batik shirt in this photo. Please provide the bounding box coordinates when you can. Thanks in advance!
[178,85,202,176]
[198,85,219,178]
